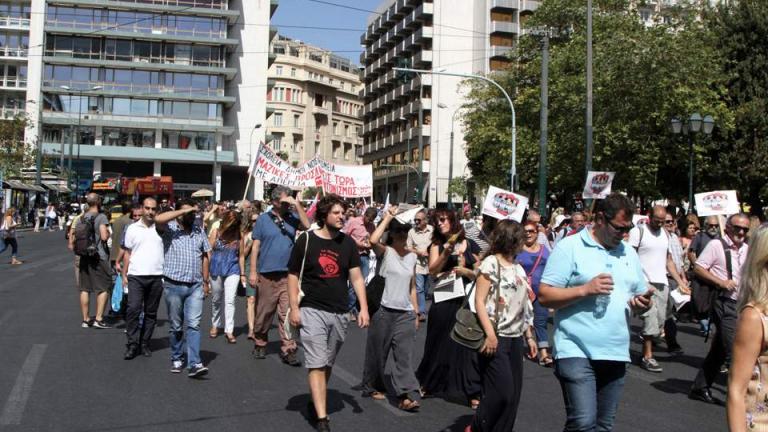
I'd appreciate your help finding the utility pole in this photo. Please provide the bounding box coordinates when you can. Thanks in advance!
[585,0,594,176]
[537,31,550,219]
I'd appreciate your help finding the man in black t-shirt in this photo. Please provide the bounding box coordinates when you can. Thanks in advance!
[287,194,369,432]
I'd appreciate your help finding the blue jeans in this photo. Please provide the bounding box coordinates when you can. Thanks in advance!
[554,358,626,432]
[414,273,430,315]
[532,299,549,348]
[164,280,204,367]
[348,254,371,312]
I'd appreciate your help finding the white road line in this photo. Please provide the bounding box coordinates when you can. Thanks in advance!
[0,344,47,425]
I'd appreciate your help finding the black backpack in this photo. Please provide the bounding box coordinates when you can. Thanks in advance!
[73,215,98,258]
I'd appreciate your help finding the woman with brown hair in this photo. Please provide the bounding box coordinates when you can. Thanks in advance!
[1,208,22,265]
[416,208,482,408]
[208,208,246,343]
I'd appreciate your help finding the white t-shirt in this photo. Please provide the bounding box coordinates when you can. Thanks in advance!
[123,220,164,276]
[628,224,669,285]
[379,246,417,312]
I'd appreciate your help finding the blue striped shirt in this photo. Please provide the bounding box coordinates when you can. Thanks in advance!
[161,221,211,283]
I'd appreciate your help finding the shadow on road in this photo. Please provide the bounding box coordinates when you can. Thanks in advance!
[437,414,473,432]
[286,389,364,427]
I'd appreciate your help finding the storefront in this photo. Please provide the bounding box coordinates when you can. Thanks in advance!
[2,180,46,222]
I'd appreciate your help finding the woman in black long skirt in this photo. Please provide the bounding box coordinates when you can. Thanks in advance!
[416,208,482,408]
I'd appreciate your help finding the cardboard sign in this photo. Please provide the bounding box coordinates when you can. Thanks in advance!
[250,144,373,198]
[583,171,616,199]
[695,190,740,217]
[481,186,528,222]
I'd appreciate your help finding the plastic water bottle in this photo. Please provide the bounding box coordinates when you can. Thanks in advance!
[594,263,612,319]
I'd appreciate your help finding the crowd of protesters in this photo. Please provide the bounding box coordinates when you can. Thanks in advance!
[45,184,768,432]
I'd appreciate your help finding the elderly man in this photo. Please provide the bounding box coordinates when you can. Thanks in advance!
[539,193,652,431]
[689,213,750,404]
[407,209,433,320]
[688,215,721,334]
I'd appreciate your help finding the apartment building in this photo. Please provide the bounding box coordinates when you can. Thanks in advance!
[14,0,276,200]
[266,34,363,169]
[359,0,539,206]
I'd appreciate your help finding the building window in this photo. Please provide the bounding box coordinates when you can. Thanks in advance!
[290,68,296,77]
[314,141,320,154]
[332,141,340,158]
[273,112,282,126]
[104,128,155,147]
[293,114,300,127]
[344,143,351,160]
[272,133,283,151]
[344,124,349,137]
[292,135,301,152]
[273,44,285,54]
[161,130,214,150]
[275,65,283,76]
[333,122,338,135]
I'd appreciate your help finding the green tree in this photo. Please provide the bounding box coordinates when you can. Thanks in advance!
[447,176,468,204]
[461,0,730,204]
[0,115,31,178]
[704,1,768,214]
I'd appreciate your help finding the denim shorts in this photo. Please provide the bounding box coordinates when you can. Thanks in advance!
[299,307,350,369]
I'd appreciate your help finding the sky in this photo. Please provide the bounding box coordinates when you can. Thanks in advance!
[270,0,386,64]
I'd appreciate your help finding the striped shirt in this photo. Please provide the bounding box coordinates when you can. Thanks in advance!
[161,221,211,283]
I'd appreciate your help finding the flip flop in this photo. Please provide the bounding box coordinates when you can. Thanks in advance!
[398,398,420,412]
[539,357,554,368]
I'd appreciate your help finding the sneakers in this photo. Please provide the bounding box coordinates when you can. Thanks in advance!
[315,417,331,432]
[171,360,184,373]
[140,344,152,357]
[81,320,92,328]
[640,357,663,373]
[188,364,209,378]
[92,320,112,329]
[281,351,301,367]
[252,346,267,359]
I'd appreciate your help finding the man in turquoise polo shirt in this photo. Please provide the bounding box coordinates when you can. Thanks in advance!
[539,193,652,432]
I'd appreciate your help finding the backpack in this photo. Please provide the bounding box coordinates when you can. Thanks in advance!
[73,215,99,258]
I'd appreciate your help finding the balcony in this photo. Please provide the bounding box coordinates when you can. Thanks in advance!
[45,24,239,46]
[43,80,231,103]
[415,25,433,42]
[415,2,434,19]
[41,142,235,164]
[491,21,519,34]
[311,104,330,115]
[521,0,541,12]
[50,0,239,19]
[414,49,432,65]
[490,45,514,58]
[0,16,30,31]
[42,55,236,79]
[42,111,230,134]
[490,0,515,10]
[0,46,28,61]
[0,107,25,119]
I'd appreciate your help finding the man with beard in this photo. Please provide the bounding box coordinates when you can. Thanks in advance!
[539,193,652,432]
[288,194,369,432]
[248,185,310,365]
[155,200,212,377]
[688,215,721,334]
[121,197,164,360]
[688,213,750,404]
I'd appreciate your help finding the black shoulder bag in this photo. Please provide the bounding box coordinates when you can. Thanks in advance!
[451,256,502,351]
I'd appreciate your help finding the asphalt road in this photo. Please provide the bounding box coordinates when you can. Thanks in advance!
[0,231,729,431]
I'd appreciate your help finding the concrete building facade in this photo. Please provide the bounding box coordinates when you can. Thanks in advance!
[265,34,364,169]
[16,0,276,200]
[359,0,539,206]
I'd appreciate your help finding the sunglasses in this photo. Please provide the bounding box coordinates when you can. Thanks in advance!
[731,225,750,234]
[664,220,674,225]
[607,219,634,234]
[438,217,449,223]
[706,224,719,229]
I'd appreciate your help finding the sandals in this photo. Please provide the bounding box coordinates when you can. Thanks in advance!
[539,356,554,368]
[398,398,420,412]
[209,328,220,338]
[226,334,237,344]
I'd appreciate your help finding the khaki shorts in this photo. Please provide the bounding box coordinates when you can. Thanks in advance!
[299,307,350,369]
[641,282,669,337]
[78,256,113,294]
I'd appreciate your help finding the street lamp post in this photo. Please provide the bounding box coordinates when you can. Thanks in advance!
[381,163,419,203]
[438,102,462,209]
[671,113,714,213]
[393,67,517,193]
[241,123,262,201]
[60,85,101,196]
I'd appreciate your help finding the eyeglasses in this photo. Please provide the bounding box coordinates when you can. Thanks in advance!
[731,225,750,234]
[606,219,634,234]
[438,217,449,223]
[525,229,537,234]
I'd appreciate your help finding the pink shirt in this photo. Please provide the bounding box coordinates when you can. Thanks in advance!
[342,216,373,255]
[695,235,748,301]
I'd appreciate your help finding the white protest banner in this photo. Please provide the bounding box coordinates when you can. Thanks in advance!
[481,186,528,222]
[695,190,740,217]
[317,161,373,198]
[583,171,616,199]
[250,146,373,197]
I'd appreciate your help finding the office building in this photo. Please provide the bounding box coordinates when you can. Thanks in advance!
[266,34,364,168]
[359,0,539,206]
[14,0,277,200]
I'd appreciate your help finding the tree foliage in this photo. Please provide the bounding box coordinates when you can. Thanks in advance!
[462,0,731,205]
[447,176,468,202]
[0,115,33,178]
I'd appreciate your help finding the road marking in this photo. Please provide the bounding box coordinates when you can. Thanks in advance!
[0,255,71,290]
[0,344,47,425]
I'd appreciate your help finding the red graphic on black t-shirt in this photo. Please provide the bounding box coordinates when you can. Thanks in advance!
[318,250,340,278]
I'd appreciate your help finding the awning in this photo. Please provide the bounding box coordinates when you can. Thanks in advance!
[42,182,72,193]
[2,180,46,192]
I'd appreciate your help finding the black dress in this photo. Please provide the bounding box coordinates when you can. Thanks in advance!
[416,241,482,403]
